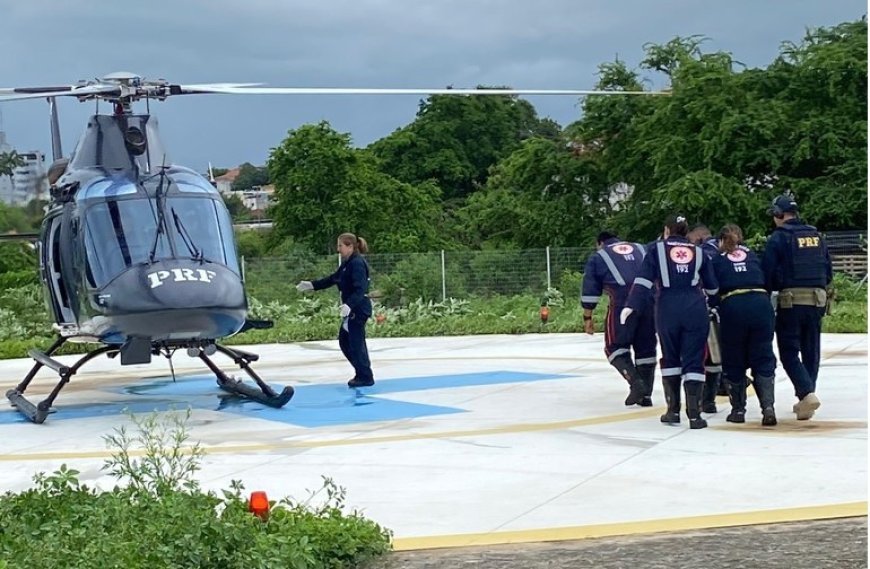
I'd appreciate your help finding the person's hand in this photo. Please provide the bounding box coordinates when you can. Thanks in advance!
[339,304,351,318]
[584,318,595,335]
[619,307,634,325]
[296,280,314,292]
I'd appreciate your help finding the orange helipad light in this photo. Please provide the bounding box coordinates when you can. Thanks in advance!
[248,491,270,520]
[540,306,550,323]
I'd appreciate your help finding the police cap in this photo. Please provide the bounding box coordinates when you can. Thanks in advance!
[767,194,799,216]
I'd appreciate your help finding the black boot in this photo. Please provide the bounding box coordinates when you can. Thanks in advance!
[726,377,747,423]
[611,353,644,406]
[684,381,708,429]
[702,371,721,413]
[636,363,656,407]
[660,376,682,424]
[754,375,777,426]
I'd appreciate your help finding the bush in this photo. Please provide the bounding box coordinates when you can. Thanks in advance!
[0,410,392,569]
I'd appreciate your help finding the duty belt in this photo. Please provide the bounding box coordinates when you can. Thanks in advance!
[778,287,827,308]
[720,288,767,301]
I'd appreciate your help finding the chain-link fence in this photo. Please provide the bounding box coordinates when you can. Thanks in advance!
[242,231,867,305]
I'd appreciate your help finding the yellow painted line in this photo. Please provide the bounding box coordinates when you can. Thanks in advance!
[0,408,662,462]
[391,501,869,551]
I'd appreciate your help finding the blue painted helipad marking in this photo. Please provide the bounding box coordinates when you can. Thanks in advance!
[0,371,570,427]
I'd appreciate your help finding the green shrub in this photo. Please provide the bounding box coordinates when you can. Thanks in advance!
[0,410,391,569]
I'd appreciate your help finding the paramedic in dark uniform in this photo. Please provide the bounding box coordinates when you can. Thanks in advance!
[582,232,657,406]
[711,224,777,426]
[688,224,726,411]
[762,194,832,420]
[297,233,375,388]
[623,215,719,429]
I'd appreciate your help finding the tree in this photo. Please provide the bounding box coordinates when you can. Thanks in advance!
[0,151,24,178]
[459,136,610,248]
[231,162,270,191]
[268,122,442,253]
[567,19,866,240]
[369,90,560,201]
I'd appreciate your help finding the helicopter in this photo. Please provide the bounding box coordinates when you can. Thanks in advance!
[0,72,666,423]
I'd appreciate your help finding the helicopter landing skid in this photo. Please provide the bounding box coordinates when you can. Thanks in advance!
[5,337,119,424]
[199,344,294,408]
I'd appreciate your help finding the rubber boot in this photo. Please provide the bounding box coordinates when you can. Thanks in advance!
[660,376,682,424]
[726,378,747,423]
[684,381,708,429]
[702,371,720,413]
[611,353,645,406]
[754,375,777,426]
[636,364,656,407]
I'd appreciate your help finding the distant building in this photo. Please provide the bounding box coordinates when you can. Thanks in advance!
[11,151,49,205]
[241,184,274,211]
[214,167,240,195]
[0,132,13,204]
[0,132,48,206]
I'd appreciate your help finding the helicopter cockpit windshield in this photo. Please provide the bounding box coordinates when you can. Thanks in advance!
[81,172,238,289]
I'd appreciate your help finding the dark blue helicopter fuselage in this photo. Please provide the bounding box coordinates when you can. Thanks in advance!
[41,114,247,346]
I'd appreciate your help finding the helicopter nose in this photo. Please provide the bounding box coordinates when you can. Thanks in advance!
[94,261,248,341]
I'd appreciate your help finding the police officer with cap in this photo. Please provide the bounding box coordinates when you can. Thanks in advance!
[762,194,832,421]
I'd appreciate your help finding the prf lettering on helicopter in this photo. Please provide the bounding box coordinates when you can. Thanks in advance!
[0,72,666,423]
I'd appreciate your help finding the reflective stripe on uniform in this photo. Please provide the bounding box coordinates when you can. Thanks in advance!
[635,356,657,365]
[705,365,723,373]
[683,372,705,382]
[661,366,682,376]
[691,247,702,286]
[607,348,630,362]
[634,277,653,289]
[581,295,601,304]
[656,241,670,288]
[634,243,647,258]
[597,249,626,286]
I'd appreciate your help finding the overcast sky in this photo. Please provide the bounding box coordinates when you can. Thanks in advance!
[0,0,864,172]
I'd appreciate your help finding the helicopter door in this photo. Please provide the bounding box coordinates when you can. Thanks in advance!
[42,212,78,325]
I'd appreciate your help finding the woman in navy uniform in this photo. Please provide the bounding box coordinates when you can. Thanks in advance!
[711,224,777,426]
[297,233,374,388]
[623,215,719,429]
[582,231,657,406]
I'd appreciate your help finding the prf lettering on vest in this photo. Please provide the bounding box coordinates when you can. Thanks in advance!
[797,236,820,248]
[147,269,217,288]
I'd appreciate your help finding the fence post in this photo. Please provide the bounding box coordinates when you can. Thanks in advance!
[441,250,447,301]
[241,255,246,283]
[546,246,551,291]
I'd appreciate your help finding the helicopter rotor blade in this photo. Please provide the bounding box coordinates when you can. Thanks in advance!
[0,84,121,101]
[175,86,667,97]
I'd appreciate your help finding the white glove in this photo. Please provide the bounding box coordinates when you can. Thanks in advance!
[296,280,314,292]
[619,307,634,325]
[339,304,351,318]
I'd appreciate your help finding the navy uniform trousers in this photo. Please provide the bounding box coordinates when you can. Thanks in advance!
[775,305,823,400]
[719,292,776,385]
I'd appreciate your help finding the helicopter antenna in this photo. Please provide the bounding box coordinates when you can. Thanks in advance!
[47,97,63,161]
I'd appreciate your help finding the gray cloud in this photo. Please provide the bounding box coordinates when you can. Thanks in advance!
[0,0,863,171]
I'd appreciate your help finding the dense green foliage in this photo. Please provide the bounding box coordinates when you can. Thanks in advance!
[263,20,865,252]
[0,411,392,568]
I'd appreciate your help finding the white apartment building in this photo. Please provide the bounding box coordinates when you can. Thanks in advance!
[0,132,49,205]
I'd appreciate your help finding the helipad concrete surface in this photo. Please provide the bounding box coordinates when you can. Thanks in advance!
[0,333,865,550]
